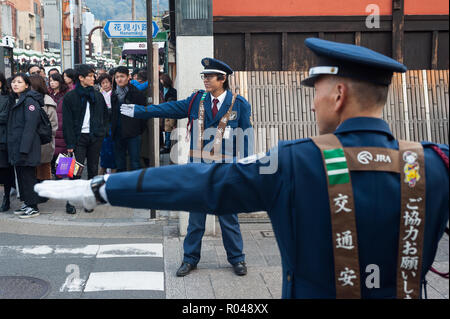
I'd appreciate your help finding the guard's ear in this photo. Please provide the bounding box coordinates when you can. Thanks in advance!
[216,74,226,89]
[334,81,348,112]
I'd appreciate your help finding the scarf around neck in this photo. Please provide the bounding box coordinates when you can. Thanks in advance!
[115,85,129,103]
[75,82,96,105]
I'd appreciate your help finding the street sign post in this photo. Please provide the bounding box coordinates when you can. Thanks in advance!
[146,0,156,220]
[103,20,159,38]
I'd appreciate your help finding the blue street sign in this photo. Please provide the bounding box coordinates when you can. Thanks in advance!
[104,21,159,38]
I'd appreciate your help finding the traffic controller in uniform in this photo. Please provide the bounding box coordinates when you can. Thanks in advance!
[120,57,254,277]
[35,38,449,299]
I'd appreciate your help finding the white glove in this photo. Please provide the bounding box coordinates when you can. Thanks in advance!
[34,179,97,211]
[120,104,135,118]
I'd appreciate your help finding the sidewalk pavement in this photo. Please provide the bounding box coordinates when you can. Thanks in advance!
[163,218,449,299]
[0,193,164,238]
[163,218,282,299]
[0,193,447,299]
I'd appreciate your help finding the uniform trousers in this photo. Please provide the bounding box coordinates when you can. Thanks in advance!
[183,212,245,266]
[15,166,39,207]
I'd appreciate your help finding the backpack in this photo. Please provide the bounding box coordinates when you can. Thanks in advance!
[37,106,52,145]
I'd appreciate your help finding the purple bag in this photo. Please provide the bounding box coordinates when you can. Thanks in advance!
[56,156,75,178]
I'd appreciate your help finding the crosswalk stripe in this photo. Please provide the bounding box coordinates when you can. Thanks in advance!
[97,244,163,258]
[83,271,164,292]
[54,245,99,256]
[0,243,163,258]
[2,243,165,293]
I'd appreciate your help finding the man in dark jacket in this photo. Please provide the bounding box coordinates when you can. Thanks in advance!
[62,64,108,213]
[110,66,147,172]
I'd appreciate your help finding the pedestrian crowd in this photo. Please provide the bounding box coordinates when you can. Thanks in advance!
[0,64,176,218]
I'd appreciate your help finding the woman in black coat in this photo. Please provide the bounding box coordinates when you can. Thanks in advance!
[7,73,42,218]
[0,72,15,212]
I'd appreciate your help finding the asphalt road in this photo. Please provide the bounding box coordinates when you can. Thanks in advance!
[0,233,165,299]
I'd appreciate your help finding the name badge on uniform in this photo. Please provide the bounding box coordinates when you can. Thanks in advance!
[223,126,232,139]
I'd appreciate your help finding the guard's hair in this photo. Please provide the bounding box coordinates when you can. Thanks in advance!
[328,76,389,109]
[348,79,389,108]
[216,74,230,91]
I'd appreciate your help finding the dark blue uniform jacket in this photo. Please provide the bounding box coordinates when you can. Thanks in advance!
[133,90,253,161]
[105,117,449,299]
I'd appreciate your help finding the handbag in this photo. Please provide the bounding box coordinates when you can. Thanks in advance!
[55,153,84,178]
[73,157,84,177]
[55,154,75,178]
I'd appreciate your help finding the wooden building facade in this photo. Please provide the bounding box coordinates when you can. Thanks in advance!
[229,70,449,152]
[213,0,449,71]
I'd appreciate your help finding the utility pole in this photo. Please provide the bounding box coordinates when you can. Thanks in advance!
[132,0,136,20]
[0,1,3,37]
[146,0,157,219]
[109,38,112,59]
[70,0,75,66]
[79,0,85,64]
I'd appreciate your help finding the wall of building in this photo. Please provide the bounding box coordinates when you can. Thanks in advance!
[10,0,32,12]
[213,0,449,71]
[15,11,30,49]
[10,0,44,52]
[213,0,449,16]
[43,0,62,51]
[91,20,103,56]
[1,2,15,37]
[405,0,449,15]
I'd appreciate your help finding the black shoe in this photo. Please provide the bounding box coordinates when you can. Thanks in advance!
[66,202,76,214]
[18,206,40,219]
[232,262,247,276]
[37,196,49,204]
[160,147,170,154]
[176,262,196,277]
[14,204,28,215]
[84,208,94,213]
[0,196,10,212]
